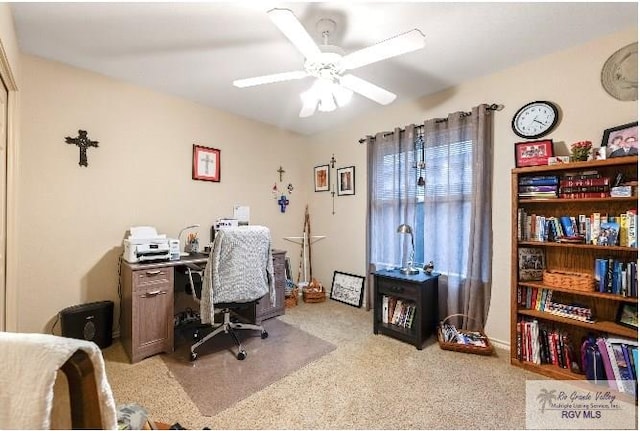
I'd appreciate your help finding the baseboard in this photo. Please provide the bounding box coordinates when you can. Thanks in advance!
[488,337,509,351]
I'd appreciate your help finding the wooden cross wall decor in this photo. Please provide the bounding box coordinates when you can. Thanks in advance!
[65,129,99,167]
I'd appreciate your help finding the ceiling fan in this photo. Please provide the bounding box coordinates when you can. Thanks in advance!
[233,8,426,118]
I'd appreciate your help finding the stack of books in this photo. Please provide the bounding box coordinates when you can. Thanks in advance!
[558,170,610,199]
[381,295,416,329]
[594,258,638,297]
[518,175,559,199]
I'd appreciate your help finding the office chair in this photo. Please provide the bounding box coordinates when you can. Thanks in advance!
[186,225,274,361]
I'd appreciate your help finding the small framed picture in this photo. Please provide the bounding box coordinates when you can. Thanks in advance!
[192,144,220,182]
[314,164,330,192]
[517,247,545,281]
[330,271,365,308]
[337,166,355,196]
[615,302,637,329]
[601,121,638,158]
[514,140,554,168]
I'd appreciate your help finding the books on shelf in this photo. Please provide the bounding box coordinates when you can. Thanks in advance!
[381,295,416,329]
[594,258,637,297]
[518,175,558,199]
[596,222,620,246]
[516,320,639,393]
[516,286,594,322]
[516,208,638,246]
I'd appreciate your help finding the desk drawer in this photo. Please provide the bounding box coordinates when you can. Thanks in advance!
[376,277,419,299]
[133,267,172,288]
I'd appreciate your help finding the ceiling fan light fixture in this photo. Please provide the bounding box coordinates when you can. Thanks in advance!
[332,83,353,107]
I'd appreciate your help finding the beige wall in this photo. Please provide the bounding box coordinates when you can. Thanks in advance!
[306,27,638,346]
[18,55,308,333]
[13,25,639,347]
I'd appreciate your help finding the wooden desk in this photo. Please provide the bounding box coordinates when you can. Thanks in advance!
[119,250,286,363]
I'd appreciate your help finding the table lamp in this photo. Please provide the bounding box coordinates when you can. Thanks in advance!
[397,223,419,275]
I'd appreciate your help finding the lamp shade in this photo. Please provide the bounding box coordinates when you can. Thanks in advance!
[397,224,413,235]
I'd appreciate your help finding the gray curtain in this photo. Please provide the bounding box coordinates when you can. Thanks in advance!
[364,126,417,310]
[365,105,493,330]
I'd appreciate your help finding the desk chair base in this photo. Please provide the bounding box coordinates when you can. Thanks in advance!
[190,309,268,361]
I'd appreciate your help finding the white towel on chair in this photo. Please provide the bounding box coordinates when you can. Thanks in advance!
[0,332,118,430]
[201,225,275,324]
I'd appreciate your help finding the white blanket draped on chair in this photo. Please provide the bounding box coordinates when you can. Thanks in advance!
[0,332,117,430]
[200,225,275,324]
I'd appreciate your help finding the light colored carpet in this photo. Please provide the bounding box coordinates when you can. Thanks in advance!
[161,318,336,416]
[103,300,544,429]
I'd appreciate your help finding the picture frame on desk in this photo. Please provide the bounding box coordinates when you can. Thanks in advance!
[330,271,365,307]
[616,302,638,330]
[192,145,220,182]
[514,140,554,168]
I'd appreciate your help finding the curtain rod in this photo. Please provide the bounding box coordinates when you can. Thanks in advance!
[357,103,501,144]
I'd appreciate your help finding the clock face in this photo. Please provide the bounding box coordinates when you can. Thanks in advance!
[512,101,559,139]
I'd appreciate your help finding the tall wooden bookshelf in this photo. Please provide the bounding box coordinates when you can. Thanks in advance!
[510,156,638,380]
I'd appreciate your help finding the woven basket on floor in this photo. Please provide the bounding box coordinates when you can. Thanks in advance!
[303,289,326,303]
[437,314,494,356]
[302,278,326,303]
[284,288,298,308]
[542,269,595,292]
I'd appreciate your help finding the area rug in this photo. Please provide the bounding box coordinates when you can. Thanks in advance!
[161,318,336,417]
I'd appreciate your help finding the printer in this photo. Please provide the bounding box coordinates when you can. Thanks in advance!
[123,226,175,263]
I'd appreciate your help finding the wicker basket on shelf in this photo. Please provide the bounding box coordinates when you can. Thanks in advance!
[437,314,494,356]
[542,269,595,292]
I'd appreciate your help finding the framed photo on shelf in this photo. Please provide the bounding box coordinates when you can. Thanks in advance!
[314,164,330,192]
[514,140,554,168]
[192,144,220,182]
[330,271,365,307]
[337,166,355,196]
[517,247,545,281]
[601,121,638,158]
[615,302,638,329]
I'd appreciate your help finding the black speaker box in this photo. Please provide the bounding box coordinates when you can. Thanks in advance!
[59,300,114,349]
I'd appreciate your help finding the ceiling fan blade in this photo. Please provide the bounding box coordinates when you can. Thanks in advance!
[267,8,321,60]
[233,70,308,88]
[342,29,425,70]
[339,74,397,105]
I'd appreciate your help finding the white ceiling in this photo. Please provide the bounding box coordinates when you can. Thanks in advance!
[10,2,638,136]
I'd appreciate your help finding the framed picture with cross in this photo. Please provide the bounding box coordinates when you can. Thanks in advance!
[192,144,220,182]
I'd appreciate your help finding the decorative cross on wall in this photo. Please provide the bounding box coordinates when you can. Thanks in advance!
[65,129,99,167]
[277,166,285,182]
[278,195,289,213]
[200,153,215,175]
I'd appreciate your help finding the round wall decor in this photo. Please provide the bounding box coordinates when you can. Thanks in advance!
[601,42,637,101]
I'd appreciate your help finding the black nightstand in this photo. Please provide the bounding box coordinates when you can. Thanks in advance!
[372,269,439,350]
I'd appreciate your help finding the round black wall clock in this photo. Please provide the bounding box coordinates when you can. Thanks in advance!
[511,101,559,139]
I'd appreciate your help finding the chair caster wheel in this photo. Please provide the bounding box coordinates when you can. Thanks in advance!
[237,350,247,361]
[190,352,197,361]
[261,330,268,339]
